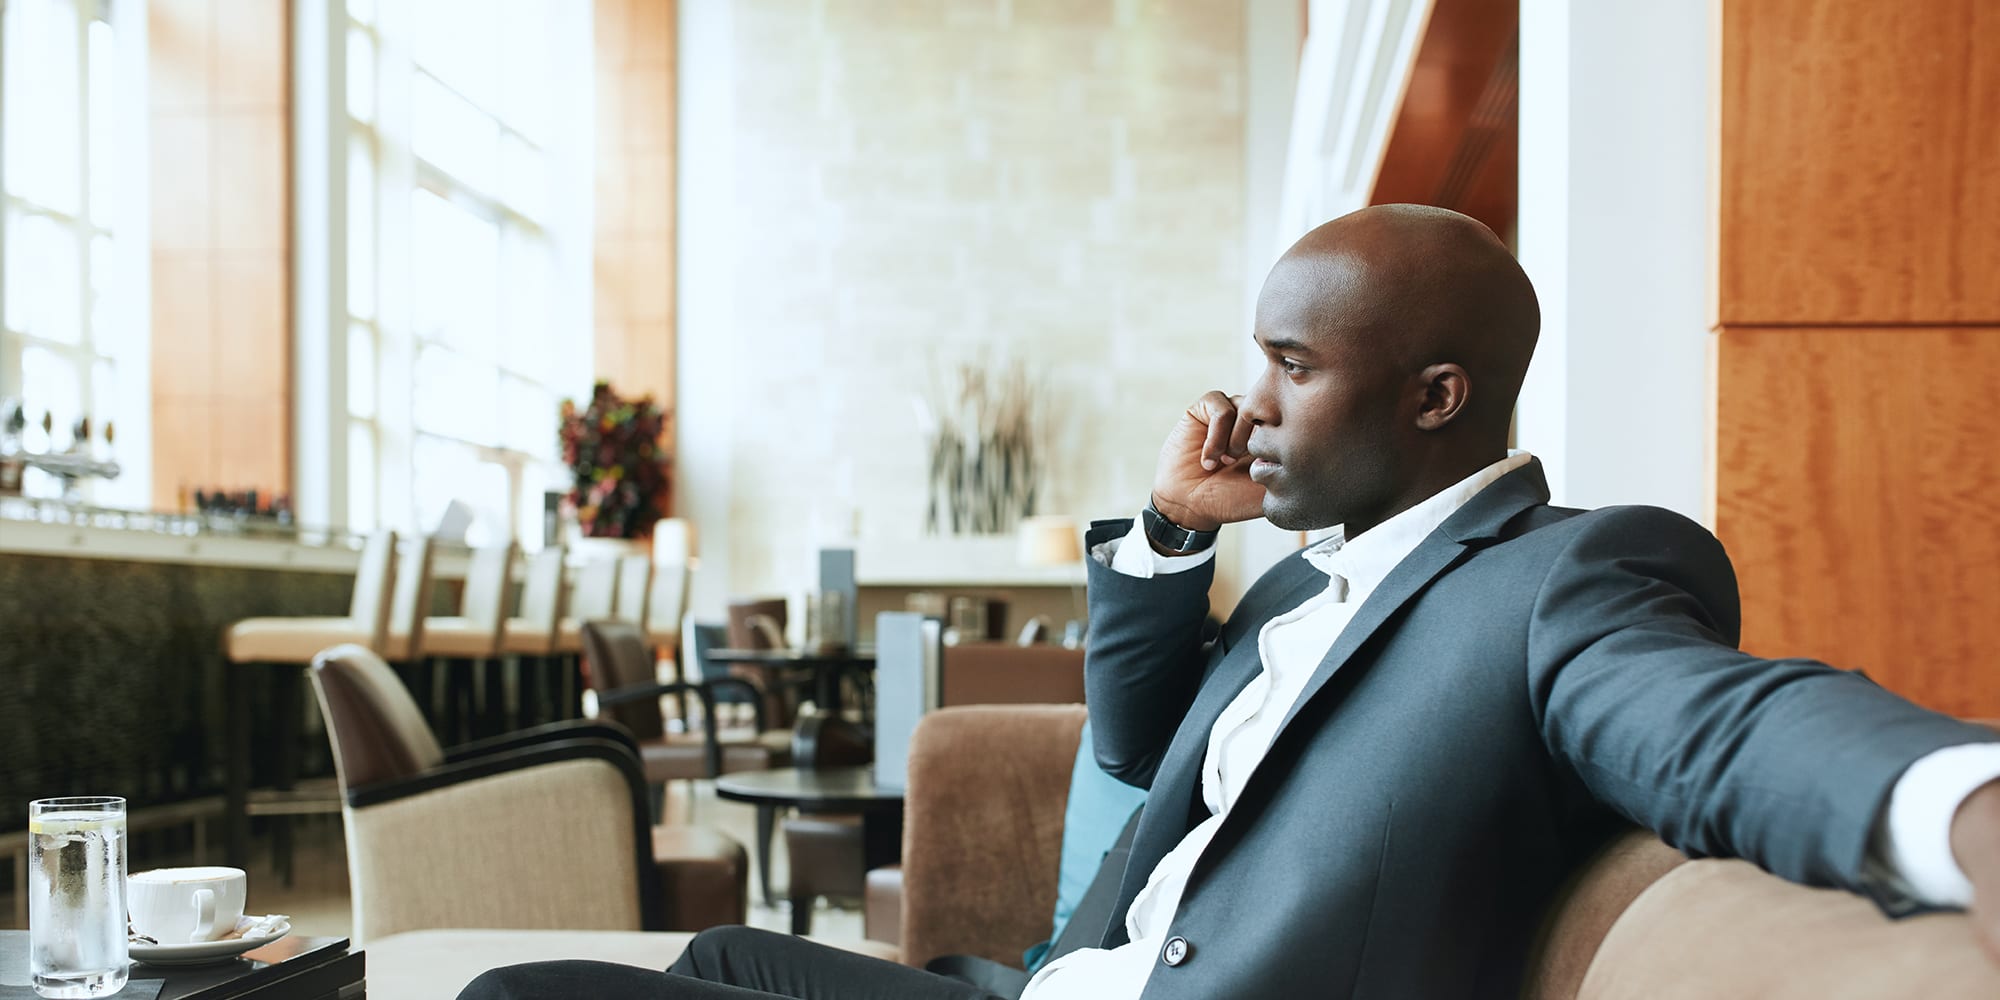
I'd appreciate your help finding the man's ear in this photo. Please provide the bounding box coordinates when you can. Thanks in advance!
[1414,363,1471,431]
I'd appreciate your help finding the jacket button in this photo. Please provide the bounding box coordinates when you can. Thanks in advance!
[1162,936,1191,967]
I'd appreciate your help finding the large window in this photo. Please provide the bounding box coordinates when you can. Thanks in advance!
[341,0,589,545]
[0,0,145,506]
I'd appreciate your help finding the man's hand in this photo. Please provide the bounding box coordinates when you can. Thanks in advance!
[1953,778,2000,965]
[1151,390,1265,535]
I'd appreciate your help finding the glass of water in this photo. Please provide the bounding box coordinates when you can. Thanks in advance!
[28,797,128,998]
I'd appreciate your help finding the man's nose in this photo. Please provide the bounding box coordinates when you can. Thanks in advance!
[1239,367,1278,426]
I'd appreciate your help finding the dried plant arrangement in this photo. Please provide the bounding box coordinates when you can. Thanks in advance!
[912,357,1047,535]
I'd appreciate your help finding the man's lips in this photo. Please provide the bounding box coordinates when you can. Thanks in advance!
[1248,456,1281,481]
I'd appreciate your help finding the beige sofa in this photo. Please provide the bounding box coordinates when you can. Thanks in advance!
[369,705,1999,998]
[888,705,2000,999]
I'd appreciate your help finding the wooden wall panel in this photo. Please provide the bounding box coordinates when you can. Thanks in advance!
[1713,326,2000,718]
[1369,0,1518,238]
[1716,0,2000,326]
[593,0,678,418]
[148,0,291,511]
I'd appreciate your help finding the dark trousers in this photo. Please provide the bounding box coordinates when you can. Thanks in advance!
[458,926,1016,1000]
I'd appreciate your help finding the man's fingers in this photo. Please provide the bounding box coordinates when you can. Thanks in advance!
[1225,394,1252,458]
[1201,409,1235,471]
[1192,391,1238,471]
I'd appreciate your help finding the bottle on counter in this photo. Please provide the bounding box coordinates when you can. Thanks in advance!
[0,399,24,496]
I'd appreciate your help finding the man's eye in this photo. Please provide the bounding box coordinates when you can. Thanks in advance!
[1279,358,1306,375]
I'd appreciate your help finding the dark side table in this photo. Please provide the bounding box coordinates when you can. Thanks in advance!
[714,766,904,928]
[0,932,362,1000]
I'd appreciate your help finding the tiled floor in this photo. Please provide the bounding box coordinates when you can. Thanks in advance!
[2,781,867,944]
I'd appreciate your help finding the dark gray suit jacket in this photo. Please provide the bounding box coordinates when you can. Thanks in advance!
[1083,460,1996,999]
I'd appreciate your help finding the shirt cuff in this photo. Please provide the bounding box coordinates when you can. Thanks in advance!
[1090,511,1218,579]
[1873,742,2000,907]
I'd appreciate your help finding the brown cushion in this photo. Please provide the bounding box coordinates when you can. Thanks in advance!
[423,617,504,657]
[865,865,903,949]
[638,736,786,783]
[1578,858,2000,999]
[501,619,559,656]
[227,617,370,664]
[650,825,748,932]
[784,814,866,900]
[1522,831,1688,1000]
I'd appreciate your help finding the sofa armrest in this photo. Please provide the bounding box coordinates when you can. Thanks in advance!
[1575,857,2000,998]
[900,704,1088,969]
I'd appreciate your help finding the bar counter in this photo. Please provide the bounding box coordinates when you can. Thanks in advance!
[0,502,473,872]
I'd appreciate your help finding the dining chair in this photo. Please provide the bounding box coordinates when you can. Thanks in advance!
[501,545,568,725]
[616,553,653,626]
[556,557,620,716]
[426,542,518,743]
[646,563,693,725]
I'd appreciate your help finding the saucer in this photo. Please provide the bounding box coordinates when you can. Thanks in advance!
[130,919,291,967]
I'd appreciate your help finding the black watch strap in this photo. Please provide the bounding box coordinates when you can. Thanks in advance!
[1142,501,1219,555]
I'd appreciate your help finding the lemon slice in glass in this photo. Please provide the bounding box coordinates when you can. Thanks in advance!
[28,814,116,835]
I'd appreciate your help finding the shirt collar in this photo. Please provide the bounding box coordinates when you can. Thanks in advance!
[1304,450,1534,599]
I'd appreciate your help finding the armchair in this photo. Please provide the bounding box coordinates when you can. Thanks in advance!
[309,644,748,944]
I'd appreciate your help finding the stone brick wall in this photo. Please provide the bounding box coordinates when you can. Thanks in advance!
[713,0,1247,596]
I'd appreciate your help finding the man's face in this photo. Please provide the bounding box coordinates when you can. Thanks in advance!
[1239,256,1411,533]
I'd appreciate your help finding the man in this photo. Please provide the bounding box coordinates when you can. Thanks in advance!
[465,206,2000,999]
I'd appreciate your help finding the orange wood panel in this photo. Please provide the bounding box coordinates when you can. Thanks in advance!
[1369,0,1517,238]
[593,0,678,417]
[1713,326,2000,717]
[1716,0,2000,326]
[148,0,291,508]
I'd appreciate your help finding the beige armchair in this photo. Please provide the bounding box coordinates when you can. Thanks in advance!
[309,644,748,944]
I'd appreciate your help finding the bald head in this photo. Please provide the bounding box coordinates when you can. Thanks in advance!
[1260,204,1540,436]
[1238,205,1542,534]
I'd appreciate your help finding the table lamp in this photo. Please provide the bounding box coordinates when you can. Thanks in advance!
[1017,515,1085,646]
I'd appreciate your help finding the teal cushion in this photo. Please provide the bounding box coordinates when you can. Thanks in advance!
[1021,720,1148,972]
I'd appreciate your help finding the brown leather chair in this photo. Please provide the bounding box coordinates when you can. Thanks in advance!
[309,643,749,939]
[579,620,792,809]
[725,597,799,727]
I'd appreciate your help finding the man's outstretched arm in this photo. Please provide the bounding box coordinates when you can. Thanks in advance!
[1526,505,2000,961]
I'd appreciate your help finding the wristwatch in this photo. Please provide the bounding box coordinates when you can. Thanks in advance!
[1142,500,1219,555]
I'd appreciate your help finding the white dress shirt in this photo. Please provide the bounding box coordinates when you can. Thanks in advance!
[1021,450,2000,1000]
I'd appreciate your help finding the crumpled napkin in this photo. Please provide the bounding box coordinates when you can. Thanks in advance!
[129,914,290,945]
[220,914,290,941]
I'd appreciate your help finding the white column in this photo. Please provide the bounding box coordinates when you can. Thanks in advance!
[292,0,348,531]
[1515,0,1710,522]
[1227,0,1307,611]
[675,0,737,619]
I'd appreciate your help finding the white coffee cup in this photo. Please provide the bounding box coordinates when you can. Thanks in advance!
[128,867,248,944]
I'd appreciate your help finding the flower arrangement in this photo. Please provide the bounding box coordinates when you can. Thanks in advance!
[559,381,672,539]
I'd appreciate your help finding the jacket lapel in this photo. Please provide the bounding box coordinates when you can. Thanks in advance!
[1271,460,1553,736]
[1102,461,1554,946]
